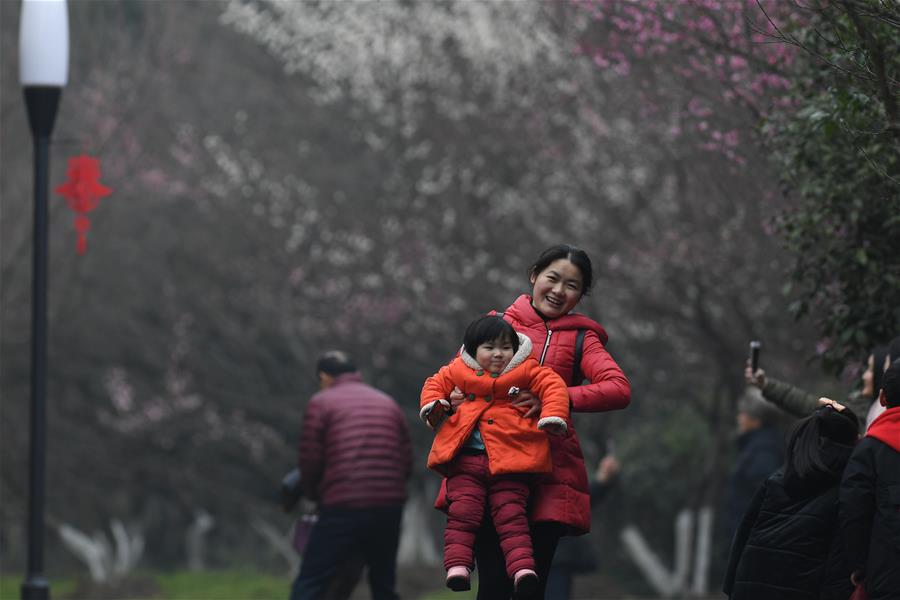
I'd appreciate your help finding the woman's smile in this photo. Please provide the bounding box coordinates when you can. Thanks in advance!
[530,258,584,318]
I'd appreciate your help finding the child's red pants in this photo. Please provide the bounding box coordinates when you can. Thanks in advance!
[443,453,534,577]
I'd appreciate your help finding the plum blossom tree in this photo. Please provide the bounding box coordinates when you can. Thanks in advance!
[1,1,833,589]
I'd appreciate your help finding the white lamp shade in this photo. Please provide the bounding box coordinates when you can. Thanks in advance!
[19,0,69,87]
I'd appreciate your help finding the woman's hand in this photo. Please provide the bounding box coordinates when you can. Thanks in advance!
[449,386,466,410]
[744,359,766,389]
[595,455,621,484]
[512,389,541,418]
[818,397,847,412]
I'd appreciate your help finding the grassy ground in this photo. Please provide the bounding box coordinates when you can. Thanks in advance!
[0,571,290,600]
[0,570,458,600]
[0,576,78,600]
[0,570,642,599]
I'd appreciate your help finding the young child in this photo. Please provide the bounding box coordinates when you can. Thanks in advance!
[839,358,900,600]
[723,402,858,600]
[420,315,569,595]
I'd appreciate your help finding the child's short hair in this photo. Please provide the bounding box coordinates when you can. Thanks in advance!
[882,358,900,408]
[463,316,520,357]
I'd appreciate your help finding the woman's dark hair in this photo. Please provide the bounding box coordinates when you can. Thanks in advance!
[529,244,593,295]
[882,358,900,408]
[316,350,357,376]
[784,405,858,483]
[872,344,889,401]
[463,316,519,358]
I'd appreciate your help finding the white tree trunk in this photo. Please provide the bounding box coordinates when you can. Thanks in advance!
[397,493,440,566]
[185,510,215,571]
[620,506,713,599]
[251,517,301,575]
[690,506,713,596]
[57,519,143,583]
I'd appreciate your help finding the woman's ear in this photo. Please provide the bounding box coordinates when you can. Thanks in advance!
[529,270,537,285]
[879,388,887,407]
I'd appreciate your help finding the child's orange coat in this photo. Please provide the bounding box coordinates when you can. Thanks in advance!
[420,336,569,476]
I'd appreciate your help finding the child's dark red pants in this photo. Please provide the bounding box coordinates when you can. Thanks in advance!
[443,452,535,577]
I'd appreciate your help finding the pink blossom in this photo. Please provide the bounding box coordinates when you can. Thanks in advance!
[723,130,739,147]
[613,60,631,76]
[687,98,712,118]
[593,52,610,69]
[729,55,748,70]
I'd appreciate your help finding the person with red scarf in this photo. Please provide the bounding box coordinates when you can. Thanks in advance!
[839,358,900,600]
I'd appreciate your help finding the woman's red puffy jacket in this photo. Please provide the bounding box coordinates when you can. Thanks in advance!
[435,294,631,534]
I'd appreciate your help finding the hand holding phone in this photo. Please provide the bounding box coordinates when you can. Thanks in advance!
[750,340,761,373]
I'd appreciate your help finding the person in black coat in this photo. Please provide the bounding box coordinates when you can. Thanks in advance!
[723,403,858,600]
[839,358,900,600]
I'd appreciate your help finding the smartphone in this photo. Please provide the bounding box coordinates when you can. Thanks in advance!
[750,340,761,373]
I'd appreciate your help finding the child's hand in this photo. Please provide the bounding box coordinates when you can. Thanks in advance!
[544,423,566,436]
[425,399,451,428]
[537,417,567,436]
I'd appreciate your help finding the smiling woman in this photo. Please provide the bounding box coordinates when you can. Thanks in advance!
[432,244,631,600]
[529,248,593,320]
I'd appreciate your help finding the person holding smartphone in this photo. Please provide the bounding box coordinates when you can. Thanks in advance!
[743,337,900,433]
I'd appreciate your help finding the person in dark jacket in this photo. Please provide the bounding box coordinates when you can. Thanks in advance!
[723,403,858,600]
[290,351,413,600]
[839,358,900,600]
[863,335,900,430]
[723,388,784,546]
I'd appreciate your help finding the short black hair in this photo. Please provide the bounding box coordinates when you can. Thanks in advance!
[882,358,900,408]
[529,244,593,295]
[463,316,519,358]
[316,350,357,376]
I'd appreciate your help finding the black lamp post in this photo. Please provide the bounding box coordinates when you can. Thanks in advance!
[19,1,68,598]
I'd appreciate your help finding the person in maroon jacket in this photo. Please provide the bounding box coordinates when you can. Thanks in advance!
[438,244,631,599]
[291,351,413,600]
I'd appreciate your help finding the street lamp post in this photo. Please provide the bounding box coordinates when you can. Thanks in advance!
[19,1,69,599]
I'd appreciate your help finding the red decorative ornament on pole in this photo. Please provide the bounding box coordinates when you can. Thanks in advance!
[54,154,111,254]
